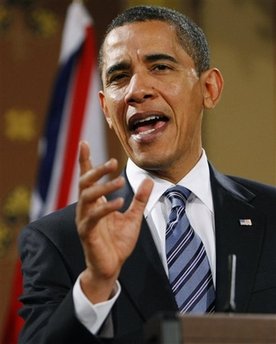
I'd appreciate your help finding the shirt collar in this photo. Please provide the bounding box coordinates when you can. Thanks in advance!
[126,150,213,217]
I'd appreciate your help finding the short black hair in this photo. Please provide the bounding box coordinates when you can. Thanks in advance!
[98,5,210,76]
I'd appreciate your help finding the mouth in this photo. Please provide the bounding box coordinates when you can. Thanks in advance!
[128,113,169,142]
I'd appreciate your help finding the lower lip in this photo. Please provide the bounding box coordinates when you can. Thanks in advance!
[130,121,168,143]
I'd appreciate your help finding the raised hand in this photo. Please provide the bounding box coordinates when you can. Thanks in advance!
[76,141,153,303]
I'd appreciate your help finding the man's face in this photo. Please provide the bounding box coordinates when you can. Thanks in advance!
[99,20,207,181]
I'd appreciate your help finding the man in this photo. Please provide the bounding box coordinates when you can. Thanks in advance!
[19,5,276,344]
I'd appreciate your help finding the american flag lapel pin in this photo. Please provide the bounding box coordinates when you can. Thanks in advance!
[239,219,253,226]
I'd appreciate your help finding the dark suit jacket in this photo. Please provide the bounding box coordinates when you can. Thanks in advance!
[18,165,276,343]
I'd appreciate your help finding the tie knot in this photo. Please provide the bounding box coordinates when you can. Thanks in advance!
[164,185,191,209]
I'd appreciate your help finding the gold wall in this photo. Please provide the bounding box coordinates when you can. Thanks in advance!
[202,0,275,185]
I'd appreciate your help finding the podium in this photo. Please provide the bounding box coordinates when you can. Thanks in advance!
[144,313,276,343]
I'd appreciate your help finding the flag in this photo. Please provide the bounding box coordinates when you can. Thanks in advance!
[1,2,107,343]
[31,0,107,219]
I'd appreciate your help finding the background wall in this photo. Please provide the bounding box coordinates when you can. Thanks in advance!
[202,0,275,184]
[0,0,275,337]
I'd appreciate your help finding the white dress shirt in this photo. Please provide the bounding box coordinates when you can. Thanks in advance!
[73,150,216,334]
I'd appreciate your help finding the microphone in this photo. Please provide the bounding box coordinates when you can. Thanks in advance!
[224,254,237,312]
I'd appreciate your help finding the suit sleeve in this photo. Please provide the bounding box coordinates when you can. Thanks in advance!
[18,224,111,344]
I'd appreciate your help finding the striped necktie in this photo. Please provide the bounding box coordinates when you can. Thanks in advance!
[164,185,215,314]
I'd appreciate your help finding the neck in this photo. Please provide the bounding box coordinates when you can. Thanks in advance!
[145,149,203,184]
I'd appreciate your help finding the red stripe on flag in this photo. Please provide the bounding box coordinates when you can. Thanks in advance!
[55,26,96,209]
[1,260,24,344]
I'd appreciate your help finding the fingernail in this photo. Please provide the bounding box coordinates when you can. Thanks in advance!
[105,158,116,167]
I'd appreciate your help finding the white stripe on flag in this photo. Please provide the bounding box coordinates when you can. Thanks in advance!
[59,1,92,64]
[68,68,107,204]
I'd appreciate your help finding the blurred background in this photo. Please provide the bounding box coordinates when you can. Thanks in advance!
[0,0,275,339]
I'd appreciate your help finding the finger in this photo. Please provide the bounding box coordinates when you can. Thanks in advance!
[128,178,153,217]
[79,141,93,176]
[79,158,119,192]
[78,197,124,238]
[79,176,125,209]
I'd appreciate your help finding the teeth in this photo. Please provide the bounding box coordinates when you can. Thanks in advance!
[132,116,161,128]
[137,116,160,124]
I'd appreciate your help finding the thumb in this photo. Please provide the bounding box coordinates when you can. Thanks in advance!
[128,178,153,217]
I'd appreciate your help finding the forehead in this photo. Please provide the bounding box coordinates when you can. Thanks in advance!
[102,21,184,65]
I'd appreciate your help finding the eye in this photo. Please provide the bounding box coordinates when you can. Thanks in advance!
[152,64,172,72]
[108,72,129,85]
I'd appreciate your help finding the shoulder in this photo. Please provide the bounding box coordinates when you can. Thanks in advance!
[209,163,276,199]
[19,203,84,276]
[229,175,276,199]
[20,203,78,251]
[27,203,76,232]
[225,175,276,219]
[209,164,276,217]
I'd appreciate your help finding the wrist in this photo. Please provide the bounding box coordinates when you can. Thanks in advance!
[79,268,117,304]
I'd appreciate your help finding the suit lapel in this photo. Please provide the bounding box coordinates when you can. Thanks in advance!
[112,172,177,321]
[210,165,266,312]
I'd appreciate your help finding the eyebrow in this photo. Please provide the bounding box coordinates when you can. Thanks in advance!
[105,62,130,79]
[144,53,178,64]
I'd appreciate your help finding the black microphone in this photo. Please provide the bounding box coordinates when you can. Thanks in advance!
[224,254,237,312]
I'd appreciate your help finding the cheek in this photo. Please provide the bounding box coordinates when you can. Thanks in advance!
[105,87,127,111]
[164,76,201,102]
[159,81,181,99]
[104,93,125,126]
[160,81,193,113]
[105,101,129,143]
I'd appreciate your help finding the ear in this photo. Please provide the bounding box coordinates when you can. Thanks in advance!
[99,91,113,129]
[201,68,224,109]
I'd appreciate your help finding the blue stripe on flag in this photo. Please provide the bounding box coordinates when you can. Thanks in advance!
[36,45,82,206]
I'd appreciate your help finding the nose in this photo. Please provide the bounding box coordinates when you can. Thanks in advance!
[124,72,155,105]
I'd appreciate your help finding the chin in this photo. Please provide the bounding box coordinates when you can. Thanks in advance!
[132,153,171,172]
